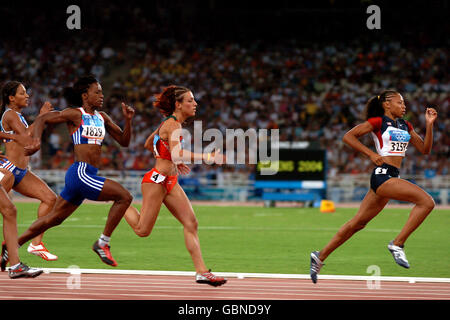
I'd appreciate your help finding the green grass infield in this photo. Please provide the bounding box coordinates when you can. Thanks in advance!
[6,203,450,278]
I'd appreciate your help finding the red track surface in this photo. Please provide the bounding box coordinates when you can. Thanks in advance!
[0,273,449,300]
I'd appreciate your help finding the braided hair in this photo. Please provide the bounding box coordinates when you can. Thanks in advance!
[153,85,190,117]
[364,90,399,120]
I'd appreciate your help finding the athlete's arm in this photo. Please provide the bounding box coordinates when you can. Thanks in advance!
[27,101,54,132]
[2,110,29,136]
[409,107,437,155]
[165,120,223,164]
[343,121,384,166]
[144,128,158,151]
[101,103,135,147]
[32,109,81,139]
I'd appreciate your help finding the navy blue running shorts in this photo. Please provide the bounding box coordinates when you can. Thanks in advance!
[370,163,400,193]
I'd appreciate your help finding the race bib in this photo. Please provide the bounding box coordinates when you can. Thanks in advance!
[388,130,410,154]
[81,114,105,140]
[389,141,408,153]
[150,170,166,183]
[81,126,104,139]
[375,167,388,175]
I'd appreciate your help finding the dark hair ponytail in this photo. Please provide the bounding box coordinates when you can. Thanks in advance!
[364,89,399,120]
[1,81,22,110]
[153,85,190,117]
[63,75,99,107]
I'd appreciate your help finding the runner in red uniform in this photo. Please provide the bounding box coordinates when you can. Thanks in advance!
[124,85,227,286]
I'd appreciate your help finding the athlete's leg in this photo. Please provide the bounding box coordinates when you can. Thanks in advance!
[17,196,79,247]
[0,170,20,265]
[376,178,435,246]
[96,179,133,237]
[124,182,166,237]
[163,184,208,274]
[0,187,20,266]
[13,171,57,245]
[319,189,389,262]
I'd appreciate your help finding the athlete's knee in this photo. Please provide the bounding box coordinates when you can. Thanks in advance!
[43,191,57,207]
[118,190,133,206]
[135,228,151,238]
[0,204,17,220]
[420,195,435,212]
[184,215,199,233]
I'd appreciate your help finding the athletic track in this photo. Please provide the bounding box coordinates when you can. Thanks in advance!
[1,270,449,300]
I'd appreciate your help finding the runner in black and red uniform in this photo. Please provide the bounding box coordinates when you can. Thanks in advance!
[309,90,438,283]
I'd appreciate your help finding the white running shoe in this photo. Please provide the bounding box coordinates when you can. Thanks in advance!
[388,241,410,268]
[27,242,58,261]
[9,262,44,279]
[310,251,324,284]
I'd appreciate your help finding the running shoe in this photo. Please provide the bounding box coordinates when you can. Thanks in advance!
[388,241,410,268]
[92,240,118,267]
[27,242,58,261]
[310,251,324,284]
[8,262,43,279]
[195,270,227,287]
[1,241,8,272]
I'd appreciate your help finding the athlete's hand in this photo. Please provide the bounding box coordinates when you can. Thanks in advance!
[15,132,41,155]
[425,107,437,125]
[39,101,54,115]
[0,153,7,161]
[369,153,384,166]
[121,102,135,120]
[23,138,41,156]
[177,163,191,175]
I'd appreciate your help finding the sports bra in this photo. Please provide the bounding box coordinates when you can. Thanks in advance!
[0,108,29,143]
[368,116,413,157]
[153,115,184,161]
[71,107,106,146]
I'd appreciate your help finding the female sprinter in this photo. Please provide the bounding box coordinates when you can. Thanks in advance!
[0,81,58,261]
[124,85,227,286]
[310,90,437,283]
[1,75,135,268]
[0,128,43,278]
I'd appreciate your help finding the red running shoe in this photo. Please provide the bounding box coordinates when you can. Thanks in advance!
[195,270,227,287]
[92,240,118,267]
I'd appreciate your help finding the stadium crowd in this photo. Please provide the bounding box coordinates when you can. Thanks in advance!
[0,4,448,180]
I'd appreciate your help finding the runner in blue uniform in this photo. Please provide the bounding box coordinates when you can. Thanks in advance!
[1,75,135,267]
[0,81,58,262]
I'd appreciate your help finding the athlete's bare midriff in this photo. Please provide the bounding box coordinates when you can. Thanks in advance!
[4,141,29,168]
[381,155,403,169]
[154,157,178,176]
[73,144,102,168]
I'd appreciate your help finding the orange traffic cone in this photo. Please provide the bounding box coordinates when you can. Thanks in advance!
[320,200,335,213]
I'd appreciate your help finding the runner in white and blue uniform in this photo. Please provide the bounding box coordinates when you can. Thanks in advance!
[1,75,135,268]
[309,90,437,283]
[0,81,58,264]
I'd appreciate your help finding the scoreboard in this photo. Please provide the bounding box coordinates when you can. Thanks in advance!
[255,148,326,181]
